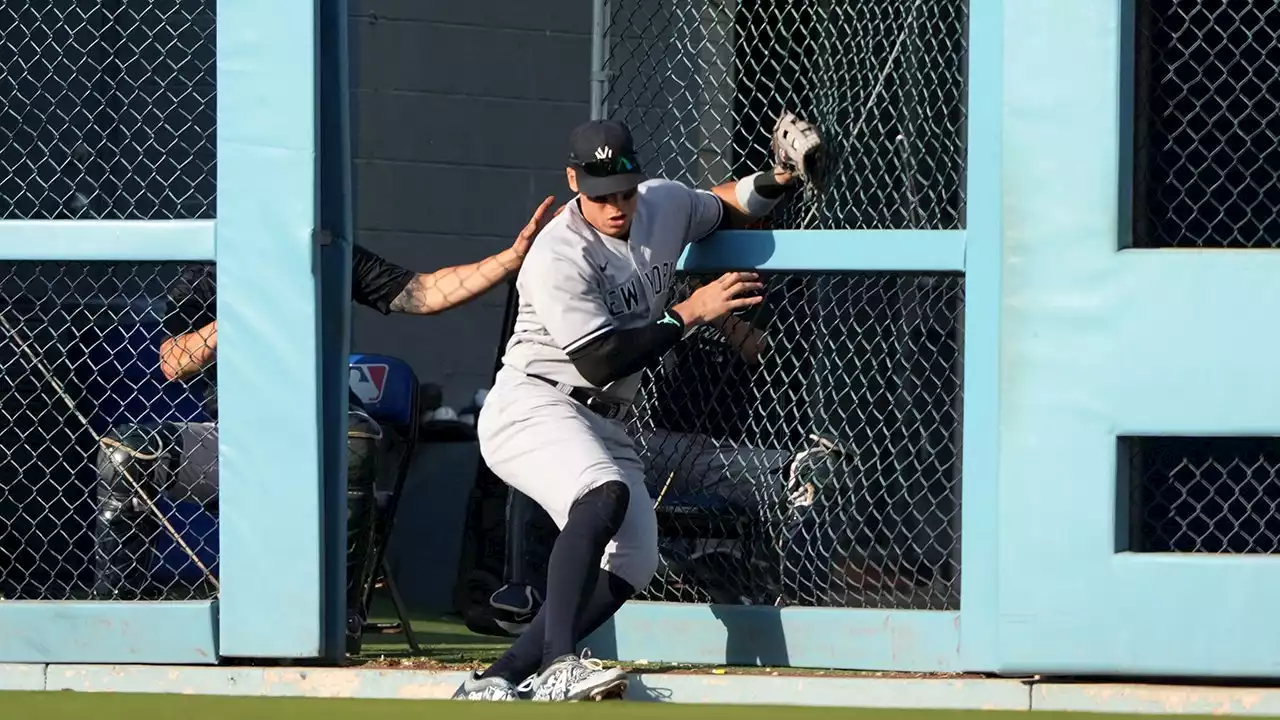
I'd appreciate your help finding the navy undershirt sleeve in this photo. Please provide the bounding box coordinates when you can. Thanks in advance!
[567,310,685,387]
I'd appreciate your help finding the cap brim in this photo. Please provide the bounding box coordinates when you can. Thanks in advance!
[576,172,645,198]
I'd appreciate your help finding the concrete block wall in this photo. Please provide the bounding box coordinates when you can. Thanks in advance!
[348,0,593,408]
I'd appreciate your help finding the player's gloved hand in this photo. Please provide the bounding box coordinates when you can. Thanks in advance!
[673,271,764,327]
[772,110,826,192]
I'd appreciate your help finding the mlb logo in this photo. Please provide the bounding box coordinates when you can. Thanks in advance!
[349,363,389,404]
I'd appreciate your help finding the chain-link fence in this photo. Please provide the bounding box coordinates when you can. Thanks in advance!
[1126,436,1280,554]
[629,272,963,610]
[0,2,216,220]
[599,0,968,230]
[458,271,963,625]
[0,261,218,601]
[1132,2,1280,248]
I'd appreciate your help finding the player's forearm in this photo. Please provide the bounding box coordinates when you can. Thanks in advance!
[159,321,218,381]
[712,169,796,229]
[711,314,753,345]
[388,249,522,315]
[568,311,686,387]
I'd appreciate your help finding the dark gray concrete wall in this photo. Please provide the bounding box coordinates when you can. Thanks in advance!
[348,0,592,614]
[349,0,592,408]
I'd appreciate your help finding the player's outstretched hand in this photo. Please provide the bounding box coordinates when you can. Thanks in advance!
[673,271,765,327]
[510,195,557,261]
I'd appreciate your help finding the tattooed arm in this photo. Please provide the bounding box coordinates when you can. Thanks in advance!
[158,266,219,381]
[387,249,523,315]
[353,196,557,316]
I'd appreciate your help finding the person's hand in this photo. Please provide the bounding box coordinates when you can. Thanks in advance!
[509,195,557,262]
[673,271,764,327]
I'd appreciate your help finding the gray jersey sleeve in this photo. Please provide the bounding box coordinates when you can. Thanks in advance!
[685,187,725,243]
[636,178,725,246]
[517,241,614,354]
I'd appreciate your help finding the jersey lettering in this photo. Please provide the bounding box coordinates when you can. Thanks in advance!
[501,179,723,399]
[644,261,675,297]
[605,277,644,317]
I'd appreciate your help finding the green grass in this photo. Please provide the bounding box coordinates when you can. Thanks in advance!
[355,595,510,668]
[0,693,1254,720]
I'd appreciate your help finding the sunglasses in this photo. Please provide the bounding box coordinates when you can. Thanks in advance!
[574,154,641,177]
[585,188,638,205]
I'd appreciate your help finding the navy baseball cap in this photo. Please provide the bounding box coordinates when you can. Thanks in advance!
[567,119,646,197]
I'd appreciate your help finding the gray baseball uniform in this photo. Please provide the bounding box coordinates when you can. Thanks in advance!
[476,178,723,590]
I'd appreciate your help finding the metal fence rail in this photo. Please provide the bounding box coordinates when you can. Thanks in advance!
[0,2,217,220]
[1132,1,1280,248]
[0,261,217,601]
[599,0,968,230]
[628,272,963,610]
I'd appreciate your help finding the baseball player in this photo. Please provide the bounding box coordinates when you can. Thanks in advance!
[90,198,555,654]
[454,113,823,702]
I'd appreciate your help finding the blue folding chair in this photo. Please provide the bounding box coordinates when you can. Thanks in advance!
[349,353,421,652]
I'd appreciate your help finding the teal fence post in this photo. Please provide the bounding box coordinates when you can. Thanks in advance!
[958,0,1005,672]
[317,0,356,662]
[215,0,327,658]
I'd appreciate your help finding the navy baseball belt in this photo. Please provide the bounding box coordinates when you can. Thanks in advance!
[528,373,630,421]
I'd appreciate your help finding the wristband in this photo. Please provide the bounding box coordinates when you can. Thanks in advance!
[753,169,790,198]
[735,171,785,217]
[659,308,695,340]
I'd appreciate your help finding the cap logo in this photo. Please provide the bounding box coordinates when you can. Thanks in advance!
[594,146,613,160]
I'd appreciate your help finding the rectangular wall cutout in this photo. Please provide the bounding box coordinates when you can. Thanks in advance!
[1119,436,1280,553]
[1130,1,1280,248]
[0,3,217,221]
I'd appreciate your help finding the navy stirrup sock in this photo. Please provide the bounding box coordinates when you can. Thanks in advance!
[479,481,633,682]
[540,481,630,667]
[480,569,636,684]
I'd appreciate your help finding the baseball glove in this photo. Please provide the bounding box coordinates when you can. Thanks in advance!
[772,110,826,192]
[784,432,855,513]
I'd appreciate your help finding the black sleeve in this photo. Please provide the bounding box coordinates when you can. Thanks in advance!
[568,310,686,387]
[350,244,416,314]
[162,265,217,340]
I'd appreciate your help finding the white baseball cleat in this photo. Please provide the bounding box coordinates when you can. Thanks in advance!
[517,650,628,702]
[451,671,520,701]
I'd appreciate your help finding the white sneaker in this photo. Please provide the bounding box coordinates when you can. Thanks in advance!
[517,650,628,702]
[451,671,519,701]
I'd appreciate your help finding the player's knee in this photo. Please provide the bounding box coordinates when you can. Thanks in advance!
[572,480,631,537]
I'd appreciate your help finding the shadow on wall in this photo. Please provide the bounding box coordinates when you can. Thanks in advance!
[587,605,790,668]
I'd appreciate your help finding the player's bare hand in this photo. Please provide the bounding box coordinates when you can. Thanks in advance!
[510,195,556,261]
[674,271,764,326]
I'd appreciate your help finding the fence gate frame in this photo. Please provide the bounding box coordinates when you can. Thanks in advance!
[0,0,353,665]
[582,0,1004,672]
[992,0,1280,679]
